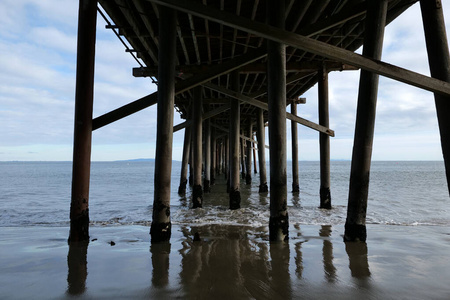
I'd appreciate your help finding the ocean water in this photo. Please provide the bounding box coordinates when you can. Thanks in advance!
[1,160,448,228]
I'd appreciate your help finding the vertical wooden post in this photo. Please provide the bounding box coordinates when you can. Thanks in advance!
[229,71,241,209]
[211,127,216,185]
[204,118,211,192]
[245,118,253,184]
[178,123,191,195]
[318,66,331,209]
[253,137,258,174]
[267,0,288,241]
[225,136,229,178]
[192,86,203,208]
[291,102,300,194]
[150,5,177,243]
[256,108,268,192]
[69,0,97,243]
[240,136,246,179]
[189,141,194,186]
[420,0,450,195]
[344,0,388,242]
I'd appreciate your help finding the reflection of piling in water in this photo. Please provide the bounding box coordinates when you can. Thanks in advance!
[320,225,336,282]
[66,242,88,296]
[345,241,371,279]
[269,242,292,299]
[150,242,171,288]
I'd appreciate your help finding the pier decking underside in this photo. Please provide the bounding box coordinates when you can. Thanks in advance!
[95,0,415,132]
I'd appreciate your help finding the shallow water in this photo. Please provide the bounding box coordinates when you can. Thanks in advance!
[0,161,448,228]
[1,224,449,299]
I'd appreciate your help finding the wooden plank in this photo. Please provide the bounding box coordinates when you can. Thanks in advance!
[149,0,450,97]
[203,82,335,136]
[93,47,267,130]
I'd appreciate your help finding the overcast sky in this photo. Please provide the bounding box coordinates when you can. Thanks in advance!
[0,1,448,161]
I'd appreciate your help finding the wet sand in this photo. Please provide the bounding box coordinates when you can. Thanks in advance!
[1,224,450,299]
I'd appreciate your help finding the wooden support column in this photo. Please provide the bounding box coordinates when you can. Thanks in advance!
[240,136,246,179]
[318,66,331,209]
[267,0,288,241]
[245,118,253,185]
[178,123,191,195]
[291,102,300,194]
[225,136,229,178]
[253,138,258,174]
[211,128,216,185]
[256,108,268,193]
[69,0,97,243]
[229,71,241,209]
[420,0,450,195]
[192,86,203,208]
[189,141,194,186]
[204,118,211,192]
[150,5,177,243]
[345,0,388,242]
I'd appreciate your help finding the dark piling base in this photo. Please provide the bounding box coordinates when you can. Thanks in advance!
[150,222,172,243]
[192,184,203,208]
[259,183,268,193]
[242,171,246,179]
[189,174,193,186]
[211,176,215,186]
[203,179,211,193]
[178,180,187,195]
[292,183,300,194]
[344,223,367,242]
[269,214,289,242]
[68,210,90,244]
[229,188,241,210]
[320,187,332,209]
[245,174,252,185]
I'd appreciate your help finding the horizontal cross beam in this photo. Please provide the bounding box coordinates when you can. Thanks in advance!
[203,82,335,137]
[93,47,266,130]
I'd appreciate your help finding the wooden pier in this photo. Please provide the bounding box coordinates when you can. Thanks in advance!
[69,0,450,243]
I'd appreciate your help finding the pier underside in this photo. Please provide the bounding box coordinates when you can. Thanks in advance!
[69,0,450,243]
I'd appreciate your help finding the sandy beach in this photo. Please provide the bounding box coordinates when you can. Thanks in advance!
[1,224,450,299]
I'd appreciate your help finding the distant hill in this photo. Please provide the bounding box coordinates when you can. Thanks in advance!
[116,158,155,162]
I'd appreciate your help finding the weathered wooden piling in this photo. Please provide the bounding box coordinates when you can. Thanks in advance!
[69,0,97,243]
[256,108,268,193]
[204,118,211,193]
[178,119,191,195]
[290,101,300,194]
[253,138,258,174]
[245,118,253,185]
[420,0,450,196]
[211,128,216,185]
[229,71,241,209]
[150,5,177,243]
[318,66,331,209]
[267,0,288,241]
[189,143,194,186]
[240,136,246,179]
[344,0,388,242]
[192,86,203,208]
